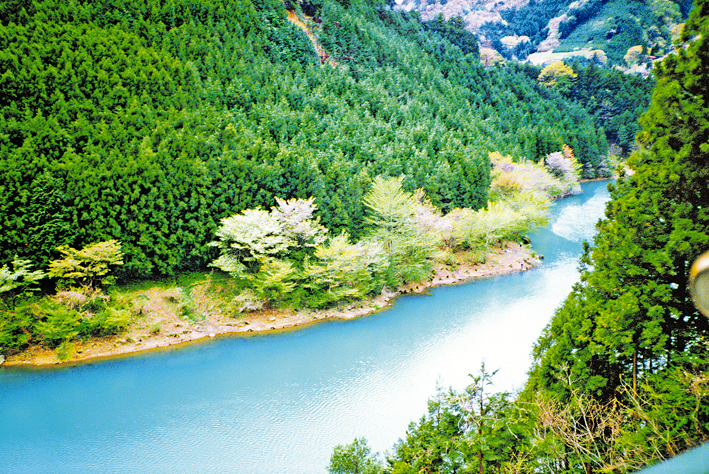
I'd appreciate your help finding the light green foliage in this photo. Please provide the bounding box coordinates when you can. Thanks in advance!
[33,302,83,348]
[149,323,161,335]
[488,152,575,200]
[304,232,384,307]
[455,193,550,248]
[47,240,124,288]
[363,176,438,286]
[250,258,300,305]
[363,176,417,233]
[624,44,646,66]
[272,197,328,249]
[210,209,291,276]
[328,438,384,474]
[0,257,46,309]
[55,340,75,362]
[0,308,35,354]
[210,197,327,277]
[538,61,577,94]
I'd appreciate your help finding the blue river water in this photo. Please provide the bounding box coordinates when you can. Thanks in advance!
[0,181,610,474]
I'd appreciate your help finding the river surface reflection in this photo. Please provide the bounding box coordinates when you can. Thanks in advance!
[0,181,610,474]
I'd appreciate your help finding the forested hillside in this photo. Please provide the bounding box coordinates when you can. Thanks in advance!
[0,0,609,280]
[396,0,692,67]
[477,0,692,64]
[338,0,709,471]
[514,60,656,153]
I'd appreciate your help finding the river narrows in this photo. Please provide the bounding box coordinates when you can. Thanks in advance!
[0,181,610,474]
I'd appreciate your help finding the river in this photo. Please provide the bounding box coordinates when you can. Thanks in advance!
[0,181,610,474]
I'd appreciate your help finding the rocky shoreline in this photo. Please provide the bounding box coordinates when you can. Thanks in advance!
[2,242,540,368]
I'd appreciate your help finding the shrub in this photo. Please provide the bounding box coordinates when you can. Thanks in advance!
[89,307,132,337]
[303,233,381,308]
[0,257,45,309]
[34,301,83,348]
[250,258,302,307]
[0,307,35,354]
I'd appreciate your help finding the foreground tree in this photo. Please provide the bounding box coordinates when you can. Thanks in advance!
[388,366,530,474]
[525,0,709,468]
[328,438,384,474]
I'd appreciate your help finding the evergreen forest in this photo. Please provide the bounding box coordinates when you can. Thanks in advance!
[2,0,641,282]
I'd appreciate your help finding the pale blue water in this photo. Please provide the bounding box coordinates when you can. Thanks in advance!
[0,181,610,474]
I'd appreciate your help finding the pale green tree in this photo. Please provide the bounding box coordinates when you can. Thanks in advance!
[363,176,417,234]
[210,209,290,277]
[249,258,300,304]
[47,240,123,288]
[210,197,327,277]
[363,176,438,286]
[0,257,46,309]
[455,193,549,249]
[272,196,328,249]
[538,61,577,93]
[304,232,385,307]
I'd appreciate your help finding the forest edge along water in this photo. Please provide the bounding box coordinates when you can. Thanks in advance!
[3,240,540,368]
[0,180,612,474]
[2,180,613,368]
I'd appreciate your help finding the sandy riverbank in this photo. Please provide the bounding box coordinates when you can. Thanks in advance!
[2,242,540,368]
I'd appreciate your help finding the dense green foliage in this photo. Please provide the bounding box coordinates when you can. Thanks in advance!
[0,240,131,356]
[388,365,527,474]
[556,0,688,63]
[567,62,655,153]
[207,159,565,314]
[0,0,609,281]
[527,0,709,410]
[329,438,384,474]
[0,156,564,356]
[347,0,709,470]
[514,60,655,155]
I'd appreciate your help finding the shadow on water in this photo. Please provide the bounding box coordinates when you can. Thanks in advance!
[0,181,611,474]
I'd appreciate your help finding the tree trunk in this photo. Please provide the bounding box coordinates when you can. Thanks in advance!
[633,347,638,394]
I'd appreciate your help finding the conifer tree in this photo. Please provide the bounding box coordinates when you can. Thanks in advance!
[527,0,709,444]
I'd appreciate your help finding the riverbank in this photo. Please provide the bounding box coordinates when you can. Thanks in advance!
[2,242,539,368]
